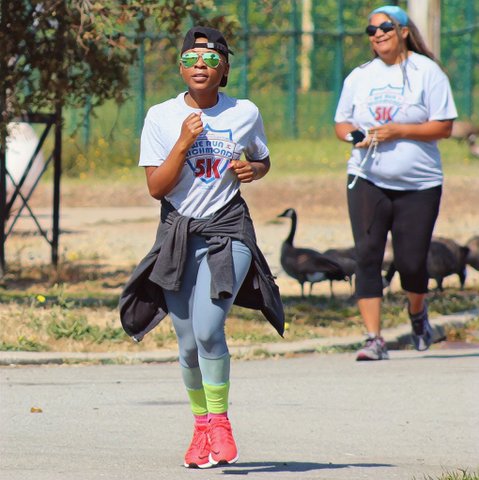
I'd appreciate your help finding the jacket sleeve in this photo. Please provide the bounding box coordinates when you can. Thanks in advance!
[119,245,168,342]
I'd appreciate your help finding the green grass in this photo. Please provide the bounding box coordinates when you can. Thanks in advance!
[0,290,120,309]
[44,133,479,180]
[46,314,126,343]
[418,470,479,480]
[0,337,48,352]
[1,287,477,352]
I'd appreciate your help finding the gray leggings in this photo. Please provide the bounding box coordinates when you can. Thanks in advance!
[163,235,252,369]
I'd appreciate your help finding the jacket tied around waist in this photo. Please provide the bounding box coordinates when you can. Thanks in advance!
[119,193,285,341]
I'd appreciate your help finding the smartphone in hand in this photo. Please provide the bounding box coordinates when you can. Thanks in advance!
[345,129,366,145]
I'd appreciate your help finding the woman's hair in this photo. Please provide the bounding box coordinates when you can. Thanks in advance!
[400,18,436,61]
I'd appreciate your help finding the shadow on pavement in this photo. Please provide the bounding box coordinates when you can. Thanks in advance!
[420,352,479,359]
[221,461,394,474]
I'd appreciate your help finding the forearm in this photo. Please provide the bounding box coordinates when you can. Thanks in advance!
[372,120,454,143]
[145,142,189,199]
[251,157,270,180]
[398,121,453,141]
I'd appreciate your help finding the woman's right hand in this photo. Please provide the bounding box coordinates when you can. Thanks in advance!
[179,112,204,150]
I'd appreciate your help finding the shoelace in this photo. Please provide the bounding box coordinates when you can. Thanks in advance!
[348,130,378,190]
[189,426,209,452]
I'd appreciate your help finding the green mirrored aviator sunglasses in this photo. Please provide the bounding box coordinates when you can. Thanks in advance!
[180,52,222,69]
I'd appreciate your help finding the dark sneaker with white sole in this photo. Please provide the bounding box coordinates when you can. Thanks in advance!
[409,305,433,351]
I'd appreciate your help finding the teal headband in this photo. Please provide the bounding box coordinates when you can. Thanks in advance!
[370,5,409,26]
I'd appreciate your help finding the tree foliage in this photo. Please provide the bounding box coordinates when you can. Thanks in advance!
[0,0,238,137]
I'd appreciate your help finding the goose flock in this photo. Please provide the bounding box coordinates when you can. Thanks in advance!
[277,208,479,297]
[383,236,471,291]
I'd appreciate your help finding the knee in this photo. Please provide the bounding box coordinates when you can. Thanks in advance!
[395,257,425,279]
[356,251,382,278]
[195,329,227,358]
[356,240,383,268]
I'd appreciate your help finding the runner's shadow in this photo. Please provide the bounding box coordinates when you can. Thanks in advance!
[221,461,394,475]
[420,352,479,359]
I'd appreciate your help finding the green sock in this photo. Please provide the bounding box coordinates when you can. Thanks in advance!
[186,387,208,416]
[203,381,230,414]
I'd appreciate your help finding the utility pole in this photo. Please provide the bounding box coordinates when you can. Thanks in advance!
[300,0,313,92]
[0,0,9,277]
[408,0,441,59]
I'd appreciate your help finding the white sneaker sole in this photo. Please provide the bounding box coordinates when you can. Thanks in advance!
[209,452,239,465]
[184,460,213,469]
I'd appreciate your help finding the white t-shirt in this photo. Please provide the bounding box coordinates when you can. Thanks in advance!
[139,92,270,218]
[334,53,457,190]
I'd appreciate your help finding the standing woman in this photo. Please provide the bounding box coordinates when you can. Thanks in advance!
[334,5,457,361]
[120,26,284,467]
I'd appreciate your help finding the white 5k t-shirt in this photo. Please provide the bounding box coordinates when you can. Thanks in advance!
[335,52,457,190]
[139,92,269,218]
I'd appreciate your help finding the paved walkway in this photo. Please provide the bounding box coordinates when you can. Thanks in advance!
[1,309,478,480]
[1,347,478,480]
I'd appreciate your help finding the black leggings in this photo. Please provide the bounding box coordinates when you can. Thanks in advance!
[347,176,442,298]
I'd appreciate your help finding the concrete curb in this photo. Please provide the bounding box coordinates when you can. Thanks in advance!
[1,309,478,366]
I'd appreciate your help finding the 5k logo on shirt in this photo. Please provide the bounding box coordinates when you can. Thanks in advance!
[186,125,238,184]
[367,84,404,125]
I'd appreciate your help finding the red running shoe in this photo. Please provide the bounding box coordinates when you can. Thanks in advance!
[184,424,212,469]
[208,417,239,465]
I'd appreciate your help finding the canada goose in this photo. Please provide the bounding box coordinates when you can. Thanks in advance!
[277,208,343,297]
[383,236,469,291]
[467,135,479,157]
[322,247,357,296]
[382,236,395,288]
[450,120,479,142]
[382,236,394,271]
[465,235,479,271]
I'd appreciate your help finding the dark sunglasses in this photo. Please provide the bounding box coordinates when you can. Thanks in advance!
[180,52,222,69]
[365,21,398,36]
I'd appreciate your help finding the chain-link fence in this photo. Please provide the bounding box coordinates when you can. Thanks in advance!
[65,0,478,169]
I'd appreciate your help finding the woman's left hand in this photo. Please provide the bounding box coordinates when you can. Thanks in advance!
[229,160,257,183]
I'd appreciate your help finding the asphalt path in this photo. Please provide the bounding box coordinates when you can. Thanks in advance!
[1,348,478,480]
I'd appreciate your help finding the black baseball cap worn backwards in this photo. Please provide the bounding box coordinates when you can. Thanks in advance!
[181,26,234,87]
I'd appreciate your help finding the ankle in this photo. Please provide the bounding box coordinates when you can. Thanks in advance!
[208,412,228,422]
[407,299,427,317]
[408,305,427,320]
[194,414,208,426]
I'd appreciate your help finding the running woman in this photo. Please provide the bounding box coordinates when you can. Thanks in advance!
[120,25,284,467]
